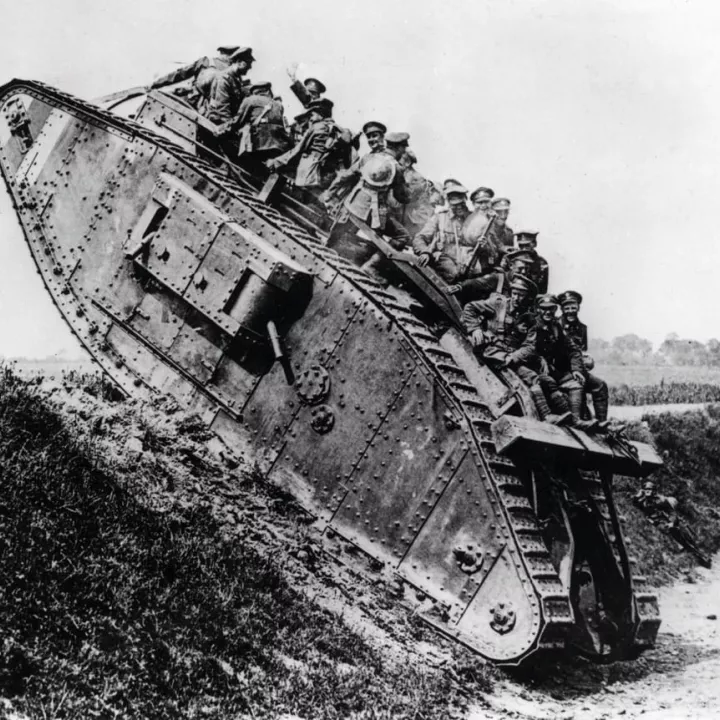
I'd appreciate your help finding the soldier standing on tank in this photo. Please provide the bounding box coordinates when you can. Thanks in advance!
[323,121,410,265]
[286,64,328,108]
[206,48,255,127]
[266,98,352,192]
[148,44,240,100]
[515,231,549,294]
[534,294,598,431]
[558,290,610,425]
[232,82,291,173]
[461,276,572,424]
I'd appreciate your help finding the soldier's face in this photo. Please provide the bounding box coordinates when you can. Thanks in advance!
[539,306,557,324]
[366,130,384,151]
[518,241,535,252]
[511,261,529,277]
[510,289,528,308]
[562,302,580,320]
[475,198,491,212]
[495,208,509,223]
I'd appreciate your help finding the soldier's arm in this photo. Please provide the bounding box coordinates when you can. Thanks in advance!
[539,260,549,294]
[564,331,584,375]
[508,327,538,367]
[460,300,494,334]
[268,125,312,170]
[323,158,361,201]
[289,79,312,107]
[580,322,588,352]
[411,215,439,255]
[150,57,208,89]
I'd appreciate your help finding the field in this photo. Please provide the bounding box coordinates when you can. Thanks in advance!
[597,364,720,387]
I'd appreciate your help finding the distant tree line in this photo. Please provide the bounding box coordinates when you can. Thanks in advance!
[590,333,720,366]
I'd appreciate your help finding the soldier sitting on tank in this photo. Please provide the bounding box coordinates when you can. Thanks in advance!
[413,183,507,303]
[469,186,495,216]
[266,98,352,193]
[534,294,599,431]
[514,231,549,294]
[322,121,410,268]
[461,276,572,424]
[487,197,514,250]
[558,290,610,427]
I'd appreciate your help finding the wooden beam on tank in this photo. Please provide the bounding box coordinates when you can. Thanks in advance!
[491,416,663,478]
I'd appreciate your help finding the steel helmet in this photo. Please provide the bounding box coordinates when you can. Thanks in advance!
[361,154,396,188]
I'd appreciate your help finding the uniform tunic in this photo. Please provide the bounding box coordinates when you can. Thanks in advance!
[562,318,588,352]
[234,94,290,155]
[534,320,584,380]
[151,55,230,90]
[270,118,352,189]
[206,66,249,124]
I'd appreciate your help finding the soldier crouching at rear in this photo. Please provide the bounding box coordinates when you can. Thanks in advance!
[534,294,598,431]
[266,98,352,193]
[461,276,573,424]
[558,290,610,426]
[322,121,410,267]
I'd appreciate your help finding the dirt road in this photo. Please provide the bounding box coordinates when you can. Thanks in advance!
[471,560,720,720]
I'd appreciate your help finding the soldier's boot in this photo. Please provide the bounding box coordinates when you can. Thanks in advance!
[549,390,573,426]
[530,385,571,425]
[360,252,390,288]
[592,385,611,431]
[567,387,599,432]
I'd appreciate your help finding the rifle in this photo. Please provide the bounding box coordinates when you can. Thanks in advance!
[459,214,495,281]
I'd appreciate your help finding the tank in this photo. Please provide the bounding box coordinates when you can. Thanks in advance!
[0,79,662,665]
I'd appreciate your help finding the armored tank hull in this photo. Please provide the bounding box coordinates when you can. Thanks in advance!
[0,80,662,665]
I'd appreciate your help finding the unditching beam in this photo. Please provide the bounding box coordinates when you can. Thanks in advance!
[491,415,662,478]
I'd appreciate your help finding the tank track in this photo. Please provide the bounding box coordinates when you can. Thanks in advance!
[0,79,660,661]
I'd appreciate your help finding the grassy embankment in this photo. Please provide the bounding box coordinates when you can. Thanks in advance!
[615,407,720,584]
[0,367,488,719]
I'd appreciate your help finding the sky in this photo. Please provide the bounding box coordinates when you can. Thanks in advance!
[0,0,718,358]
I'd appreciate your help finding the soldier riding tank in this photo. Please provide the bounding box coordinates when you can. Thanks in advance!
[0,76,662,666]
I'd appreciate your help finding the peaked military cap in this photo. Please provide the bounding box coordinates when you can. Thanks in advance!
[249,81,272,93]
[307,97,334,116]
[362,121,387,135]
[536,293,559,308]
[443,180,468,198]
[442,177,462,190]
[492,197,511,210]
[558,290,583,306]
[515,230,539,245]
[217,45,241,54]
[229,47,255,63]
[509,275,537,295]
[304,78,327,94]
[386,131,410,145]
[293,110,310,122]
[469,186,495,203]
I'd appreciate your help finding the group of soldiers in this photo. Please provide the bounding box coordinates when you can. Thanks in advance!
[149,45,610,431]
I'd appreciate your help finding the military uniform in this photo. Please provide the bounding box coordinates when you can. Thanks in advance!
[462,278,572,423]
[290,77,326,108]
[516,231,549,294]
[207,66,250,125]
[150,45,239,92]
[559,290,609,422]
[269,99,352,190]
[505,249,547,296]
[325,122,410,266]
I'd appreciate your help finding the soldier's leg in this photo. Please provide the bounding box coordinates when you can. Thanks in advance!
[327,220,376,265]
[585,372,610,422]
[458,272,505,304]
[383,216,412,251]
[434,255,461,284]
[517,367,570,425]
[558,373,598,431]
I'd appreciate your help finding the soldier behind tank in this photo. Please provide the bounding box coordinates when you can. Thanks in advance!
[266,98,352,192]
[286,64,327,108]
[232,82,291,173]
[515,231,549,294]
[149,44,240,98]
[534,294,598,431]
[558,290,610,425]
[461,276,572,424]
[323,121,410,265]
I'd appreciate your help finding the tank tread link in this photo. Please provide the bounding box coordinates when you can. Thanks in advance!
[0,79,660,665]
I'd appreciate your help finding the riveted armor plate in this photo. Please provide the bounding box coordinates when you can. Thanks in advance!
[295,364,331,405]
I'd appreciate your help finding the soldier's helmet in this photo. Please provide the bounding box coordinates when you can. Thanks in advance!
[361,154,397,188]
[558,290,583,306]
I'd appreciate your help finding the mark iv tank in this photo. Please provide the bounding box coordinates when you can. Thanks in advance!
[0,79,663,666]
